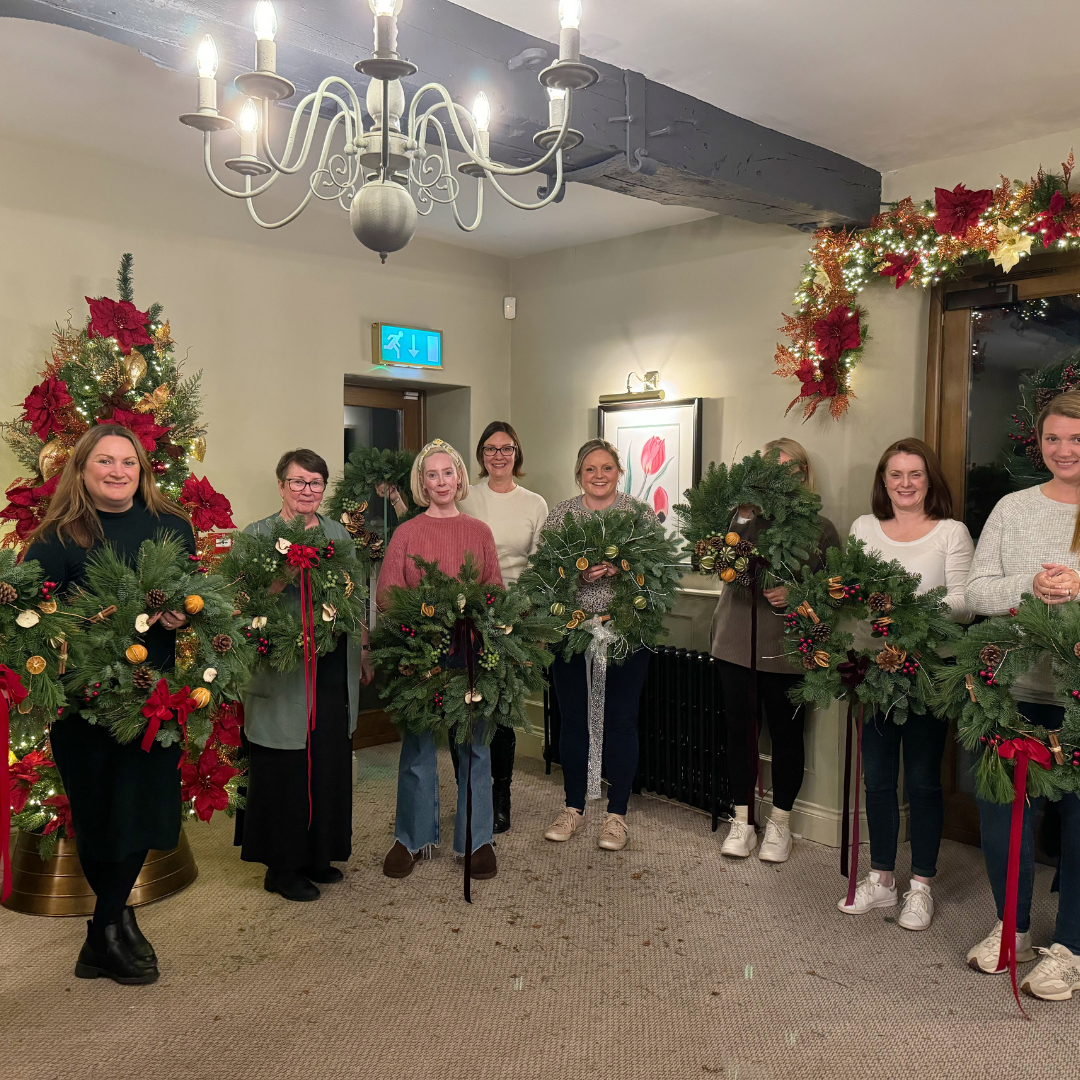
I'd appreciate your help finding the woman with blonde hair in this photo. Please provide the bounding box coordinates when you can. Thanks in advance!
[965,393,1080,1000]
[376,439,503,881]
[25,425,195,984]
[712,438,839,863]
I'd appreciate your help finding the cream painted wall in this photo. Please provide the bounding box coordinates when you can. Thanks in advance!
[0,129,511,529]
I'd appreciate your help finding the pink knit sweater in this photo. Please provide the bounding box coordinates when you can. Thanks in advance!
[376,511,502,610]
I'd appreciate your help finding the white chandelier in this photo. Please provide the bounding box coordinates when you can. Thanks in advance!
[179,0,599,261]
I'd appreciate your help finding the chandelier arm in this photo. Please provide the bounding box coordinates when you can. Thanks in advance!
[244,175,320,229]
[259,84,358,177]
[450,175,484,232]
[482,151,565,211]
[202,133,282,199]
[408,117,460,204]
[407,83,572,177]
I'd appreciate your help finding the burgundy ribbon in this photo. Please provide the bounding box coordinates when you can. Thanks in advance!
[837,651,869,902]
[995,735,1052,1015]
[0,664,29,903]
[450,615,480,903]
[286,543,321,825]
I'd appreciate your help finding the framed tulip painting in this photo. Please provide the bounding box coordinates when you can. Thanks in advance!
[598,397,702,546]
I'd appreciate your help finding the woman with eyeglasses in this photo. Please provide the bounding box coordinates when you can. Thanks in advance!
[458,421,548,832]
[236,449,373,902]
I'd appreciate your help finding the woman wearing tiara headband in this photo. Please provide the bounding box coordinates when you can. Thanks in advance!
[376,439,503,881]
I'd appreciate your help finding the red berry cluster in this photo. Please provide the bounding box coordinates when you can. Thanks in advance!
[900,658,920,676]
[840,584,863,601]
[979,667,999,687]
[1071,689,1080,700]
[797,637,814,655]
[980,733,1005,747]
[433,692,444,708]
[1072,748,1080,767]
[485,592,496,605]
[400,624,416,638]
[323,541,335,559]
[82,681,103,702]
[40,580,58,599]
[243,627,271,655]
[783,612,798,631]
[871,620,891,638]
[187,553,209,575]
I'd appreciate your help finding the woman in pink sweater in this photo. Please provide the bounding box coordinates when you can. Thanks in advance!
[377,439,503,881]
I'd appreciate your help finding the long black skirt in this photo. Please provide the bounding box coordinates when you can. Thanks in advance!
[50,713,182,862]
[236,638,353,870]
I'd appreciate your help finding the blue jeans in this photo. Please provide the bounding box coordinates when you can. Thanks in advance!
[976,700,1080,951]
[861,710,948,878]
[393,728,493,856]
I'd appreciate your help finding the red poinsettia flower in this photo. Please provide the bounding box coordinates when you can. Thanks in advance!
[0,474,60,540]
[640,436,666,477]
[180,474,236,532]
[85,296,153,355]
[211,702,244,748]
[181,744,239,822]
[795,357,839,400]
[652,486,670,523]
[1025,189,1073,247]
[41,794,74,838]
[101,408,171,452]
[878,252,920,289]
[933,183,994,238]
[10,750,54,814]
[20,377,73,441]
[812,306,861,362]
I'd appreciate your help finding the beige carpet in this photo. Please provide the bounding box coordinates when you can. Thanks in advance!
[1,744,1076,1080]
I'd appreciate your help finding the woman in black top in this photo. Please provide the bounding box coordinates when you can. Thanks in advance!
[26,424,195,985]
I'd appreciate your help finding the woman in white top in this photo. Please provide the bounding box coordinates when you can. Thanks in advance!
[838,438,973,932]
[458,421,548,832]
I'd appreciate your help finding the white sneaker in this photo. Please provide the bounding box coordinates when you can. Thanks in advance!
[897,882,934,931]
[544,806,584,842]
[837,871,898,914]
[597,813,628,851]
[720,819,758,858]
[758,819,792,863]
[1021,943,1080,1000]
[966,920,1036,974]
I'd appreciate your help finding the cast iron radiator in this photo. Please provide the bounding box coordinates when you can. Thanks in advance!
[542,646,731,830]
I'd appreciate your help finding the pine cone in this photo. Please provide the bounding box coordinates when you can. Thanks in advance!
[801,654,818,671]
[367,537,386,561]
[868,592,892,614]
[1035,387,1063,412]
[693,539,709,558]
[980,644,1005,667]
[0,582,17,604]
[811,623,832,642]
[1025,443,1046,469]
[735,540,755,558]
[211,634,233,654]
[132,666,155,690]
[144,588,168,611]
[398,661,416,676]
[875,645,907,673]
[735,571,751,588]
[707,535,726,552]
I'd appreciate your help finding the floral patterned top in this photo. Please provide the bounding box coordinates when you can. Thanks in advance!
[542,493,657,613]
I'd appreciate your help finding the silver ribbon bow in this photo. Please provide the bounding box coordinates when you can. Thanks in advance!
[582,615,618,801]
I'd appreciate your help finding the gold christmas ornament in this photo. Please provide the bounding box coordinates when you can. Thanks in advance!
[190,687,212,709]
[575,557,590,571]
[190,436,207,463]
[134,613,151,634]
[37,598,58,615]
[37,439,69,481]
[202,667,218,683]
[152,320,174,357]
[421,603,435,617]
[16,609,40,628]
[123,351,148,384]
[25,655,46,675]
[125,644,148,664]
[724,532,741,547]
[133,383,170,414]
[183,595,205,615]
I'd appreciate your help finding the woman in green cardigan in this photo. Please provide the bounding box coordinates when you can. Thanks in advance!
[236,448,372,902]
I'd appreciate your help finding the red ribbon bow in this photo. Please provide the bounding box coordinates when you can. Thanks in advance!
[286,544,321,570]
[996,735,1054,1014]
[0,662,29,902]
[140,679,198,753]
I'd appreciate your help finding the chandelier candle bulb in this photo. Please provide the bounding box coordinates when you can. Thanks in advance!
[369,0,403,58]
[196,35,219,112]
[239,98,259,157]
[558,0,582,62]
[547,86,567,128]
[254,1,277,72]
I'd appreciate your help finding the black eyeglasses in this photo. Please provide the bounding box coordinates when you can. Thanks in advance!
[284,478,326,493]
[482,445,517,458]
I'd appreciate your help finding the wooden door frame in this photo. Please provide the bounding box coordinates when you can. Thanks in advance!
[924,248,1080,844]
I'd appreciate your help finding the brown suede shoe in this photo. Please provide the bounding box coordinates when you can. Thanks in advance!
[382,841,421,879]
[467,843,497,880]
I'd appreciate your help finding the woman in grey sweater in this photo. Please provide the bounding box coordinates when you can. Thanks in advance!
[965,392,1080,1002]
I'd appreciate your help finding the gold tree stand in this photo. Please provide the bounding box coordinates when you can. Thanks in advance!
[1,828,198,916]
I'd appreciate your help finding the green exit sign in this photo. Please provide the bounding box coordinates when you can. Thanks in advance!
[372,323,443,369]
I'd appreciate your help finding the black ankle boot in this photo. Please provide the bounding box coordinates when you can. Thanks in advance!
[75,921,158,984]
[300,865,344,884]
[264,867,320,902]
[492,780,511,834]
[119,906,157,965]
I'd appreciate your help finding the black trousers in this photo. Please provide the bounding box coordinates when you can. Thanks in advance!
[717,660,806,812]
[551,649,652,816]
[80,849,147,930]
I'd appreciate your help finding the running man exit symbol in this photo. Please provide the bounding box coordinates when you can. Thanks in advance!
[372,323,442,369]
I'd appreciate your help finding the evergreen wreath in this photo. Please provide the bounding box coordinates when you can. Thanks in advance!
[783,537,958,725]
[326,447,419,527]
[933,596,1080,803]
[674,451,823,589]
[217,516,369,674]
[517,506,683,662]
[370,555,562,744]
[62,534,255,750]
